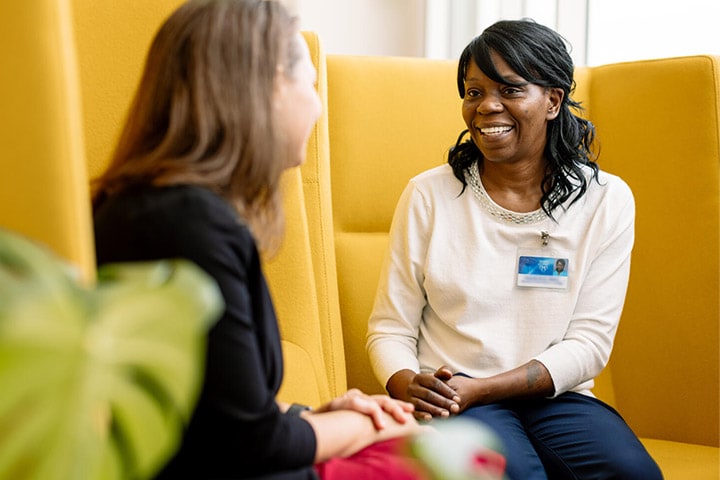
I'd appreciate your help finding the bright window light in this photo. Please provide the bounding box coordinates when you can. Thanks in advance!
[586,0,720,65]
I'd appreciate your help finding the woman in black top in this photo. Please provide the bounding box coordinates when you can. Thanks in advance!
[92,1,426,478]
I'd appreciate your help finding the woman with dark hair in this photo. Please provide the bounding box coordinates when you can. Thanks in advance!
[367,19,663,479]
[93,1,427,478]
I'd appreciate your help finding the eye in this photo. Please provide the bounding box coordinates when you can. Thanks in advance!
[502,86,523,95]
[465,89,481,99]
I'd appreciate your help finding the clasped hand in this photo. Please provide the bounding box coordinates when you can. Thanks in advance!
[314,388,416,431]
[388,366,484,421]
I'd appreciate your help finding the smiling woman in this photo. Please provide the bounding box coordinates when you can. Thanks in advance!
[450,19,595,219]
[367,18,664,480]
[460,53,563,209]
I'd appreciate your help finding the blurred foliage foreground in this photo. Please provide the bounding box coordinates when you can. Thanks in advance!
[0,228,223,479]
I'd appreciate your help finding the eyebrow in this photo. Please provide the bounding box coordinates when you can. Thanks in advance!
[503,75,528,84]
[464,75,529,86]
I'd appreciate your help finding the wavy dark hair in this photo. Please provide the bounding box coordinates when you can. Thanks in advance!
[448,19,599,218]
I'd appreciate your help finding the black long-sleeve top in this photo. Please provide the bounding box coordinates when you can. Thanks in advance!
[94,185,317,479]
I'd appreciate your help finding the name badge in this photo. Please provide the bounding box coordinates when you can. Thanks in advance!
[517,253,569,290]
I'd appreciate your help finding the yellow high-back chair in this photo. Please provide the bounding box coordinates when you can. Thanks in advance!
[587,56,720,448]
[71,0,185,180]
[0,0,190,279]
[327,55,465,396]
[325,48,719,478]
[0,0,95,282]
[264,32,347,405]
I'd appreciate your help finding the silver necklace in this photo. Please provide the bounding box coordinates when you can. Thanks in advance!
[465,163,548,225]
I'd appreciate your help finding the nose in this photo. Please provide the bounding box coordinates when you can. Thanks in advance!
[476,93,503,115]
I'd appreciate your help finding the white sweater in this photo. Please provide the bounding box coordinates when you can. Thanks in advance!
[367,164,634,397]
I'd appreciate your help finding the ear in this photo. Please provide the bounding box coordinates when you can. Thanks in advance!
[546,87,564,120]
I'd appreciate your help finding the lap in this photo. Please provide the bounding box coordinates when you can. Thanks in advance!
[314,438,425,480]
[462,392,662,480]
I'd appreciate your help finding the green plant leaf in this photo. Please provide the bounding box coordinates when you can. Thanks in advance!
[0,228,223,479]
[410,417,508,480]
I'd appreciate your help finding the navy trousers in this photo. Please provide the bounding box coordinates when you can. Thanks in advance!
[460,392,663,480]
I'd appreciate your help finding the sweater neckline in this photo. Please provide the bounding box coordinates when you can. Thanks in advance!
[465,163,548,225]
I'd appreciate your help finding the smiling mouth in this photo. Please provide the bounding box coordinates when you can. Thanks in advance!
[479,126,513,135]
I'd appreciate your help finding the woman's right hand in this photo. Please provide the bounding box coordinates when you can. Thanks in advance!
[304,399,430,462]
[314,388,416,431]
[386,367,460,421]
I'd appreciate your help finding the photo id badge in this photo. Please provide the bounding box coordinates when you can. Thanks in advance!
[516,248,570,290]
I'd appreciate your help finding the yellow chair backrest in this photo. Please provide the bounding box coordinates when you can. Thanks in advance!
[327,54,465,395]
[71,0,185,180]
[588,56,720,447]
[0,0,94,282]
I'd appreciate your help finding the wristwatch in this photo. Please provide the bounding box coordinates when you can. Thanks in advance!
[287,403,311,416]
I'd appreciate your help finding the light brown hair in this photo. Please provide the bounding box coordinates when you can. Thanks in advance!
[92,0,300,251]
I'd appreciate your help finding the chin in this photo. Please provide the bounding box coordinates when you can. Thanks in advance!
[284,153,306,170]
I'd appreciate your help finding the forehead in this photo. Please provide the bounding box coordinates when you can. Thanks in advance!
[465,51,525,83]
[283,32,315,77]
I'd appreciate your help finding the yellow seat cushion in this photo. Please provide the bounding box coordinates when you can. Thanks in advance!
[641,438,719,480]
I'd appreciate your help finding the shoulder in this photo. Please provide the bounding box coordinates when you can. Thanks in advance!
[94,185,255,263]
[408,164,462,196]
[96,185,243,230]
[565,167,635,227]
[146,185,241,223]
[410,164,455,185]
[593,168,634,205]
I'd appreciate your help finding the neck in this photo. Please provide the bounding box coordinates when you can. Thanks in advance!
[479,160,546,213]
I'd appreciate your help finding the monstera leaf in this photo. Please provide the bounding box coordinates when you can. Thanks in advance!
[410,417,508,480]
[0,229,223,479]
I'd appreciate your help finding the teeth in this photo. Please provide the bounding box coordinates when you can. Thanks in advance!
[480,126,512,135]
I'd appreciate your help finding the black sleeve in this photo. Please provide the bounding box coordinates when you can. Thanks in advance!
[94,186,317,478]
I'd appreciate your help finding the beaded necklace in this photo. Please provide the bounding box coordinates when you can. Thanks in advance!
[465,162,548,225]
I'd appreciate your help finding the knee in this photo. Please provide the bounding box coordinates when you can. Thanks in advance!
[609,450,664,480]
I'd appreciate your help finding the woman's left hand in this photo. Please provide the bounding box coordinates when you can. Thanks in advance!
[314,388,415,431]
[445,375,483,413]
[445,360,555,412]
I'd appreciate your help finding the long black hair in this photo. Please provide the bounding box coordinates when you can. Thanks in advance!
[448,19,599,218]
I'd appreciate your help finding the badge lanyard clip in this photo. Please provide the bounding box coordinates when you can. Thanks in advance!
[541,231,550,246]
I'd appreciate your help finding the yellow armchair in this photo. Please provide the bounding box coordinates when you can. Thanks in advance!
[323,49,719,478]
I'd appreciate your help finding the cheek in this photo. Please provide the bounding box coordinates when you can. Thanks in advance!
[288,89,321,135]
[517,104,547,133]
[295,96,320,147]
[461,102,475,127]
[297,83,321,123]
[309,91,322,125]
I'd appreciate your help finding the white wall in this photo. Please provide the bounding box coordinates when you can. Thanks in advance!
[424,0,588,65]
[586,0,720,65]
[297,0,425,57]
[293,0,587,63]
[293,0,720,66]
